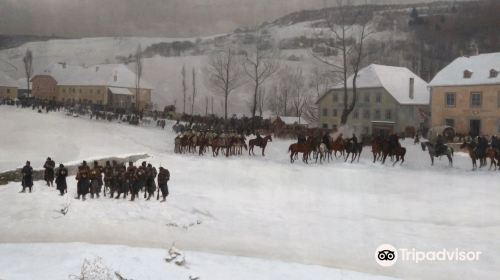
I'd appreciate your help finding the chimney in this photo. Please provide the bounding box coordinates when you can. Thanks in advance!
[95,66,99,72]
[114,74,117,82]
[409,77,414,99]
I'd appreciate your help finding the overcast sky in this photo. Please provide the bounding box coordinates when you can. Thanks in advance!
[0,0,443,38]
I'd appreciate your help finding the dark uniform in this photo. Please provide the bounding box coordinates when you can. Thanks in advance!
[103,161,113,197]
[157,167,170,202]
[145,164,157,200]
[124,162,137,200]
[115,164,127,199]
[76,161,91,200]
[131,162,147,201]
[55,164,68,195]
[89,161,103,199]
[21,161,33,193]
[43,157,56,187]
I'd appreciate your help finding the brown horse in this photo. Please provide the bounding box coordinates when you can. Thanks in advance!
[485,147,499,170]
[330,134,345,159]
[249,135,272,156]
[460,142,478,170]
[288,141,313,163]
[371,138,383,163]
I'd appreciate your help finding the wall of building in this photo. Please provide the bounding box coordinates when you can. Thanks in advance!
[0,86,18,100]
[32,76,57,100]
[57,85,108,105]
[430,84,500,136]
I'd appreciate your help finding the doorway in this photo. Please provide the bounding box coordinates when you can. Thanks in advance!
[469,119,481,136]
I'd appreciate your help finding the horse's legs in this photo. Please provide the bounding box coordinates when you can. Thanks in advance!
[262,144,266,156]
[447,154,452,166]
[430,154,434,166]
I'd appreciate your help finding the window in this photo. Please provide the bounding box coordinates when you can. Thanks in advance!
[6,89,10,93]
[333,93,338,102]
[332,124,338,131]
[364,93,370,103]
[353,110,359,119]
[464,70,472,78]
[62,89,66,93]
[97,90,101,94]
[322,108,328,117]
[322,123,328,129]
[445,92,456,107]
[332,109,337,117]
[470,92,482,107]
[363,109,370,119]
[385,109,392,120]
[376,92,382,103]
[374,109,381,120]
[90,89,93,94]
[79,89,82,93]
[445,118,455,128]
[490,69,498,78]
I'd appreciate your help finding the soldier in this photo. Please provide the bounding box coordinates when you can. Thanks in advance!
[157,166,170,202]
[20,161,33,193]
[55,163,68,196]
[103,161,113,197]
[124,161,137,199]
[75,161,91,200]
[115,164,127,199]
[43,157,56,187]
[89,161,103,199]
[145,163,157,200]
[131,161,147,201]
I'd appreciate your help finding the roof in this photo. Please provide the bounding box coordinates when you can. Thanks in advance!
[36,63,153,89]
[16,78,31,90]
[429,52,500,87]
[109,87,133,95]
[275,116,309,126]
[319,64,429,105]
[0,71,18,88]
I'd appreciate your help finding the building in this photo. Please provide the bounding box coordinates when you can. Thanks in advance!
[0,71,18,101]
[317,64,430,136]
[31,63,153,110]
[429,52,500,136]
[272,116,309,129]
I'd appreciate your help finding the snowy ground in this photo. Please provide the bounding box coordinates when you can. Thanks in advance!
[1,106,499,279]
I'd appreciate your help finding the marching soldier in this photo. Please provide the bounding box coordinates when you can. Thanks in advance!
[124,161,137,199]
[145,163,157,200]
[157,166,170,202]
[103,161,113,197]
[55,163,68,196]
[20,161,33,193]
[115,164,127,199]
[131,161,147,201]
[89,161,103,199]
[43,157,56,187]
[75,161,91,200]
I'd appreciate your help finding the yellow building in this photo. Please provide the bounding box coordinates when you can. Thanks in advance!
[0,71,18,101]
[32,63,153,111]
[429,53,500,136]
[317,64,430,136]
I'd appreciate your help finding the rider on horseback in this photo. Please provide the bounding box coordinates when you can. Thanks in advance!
[322,133,330,148]
[350,133,358,145]
[298,133,306,145]
[436,134,447,155]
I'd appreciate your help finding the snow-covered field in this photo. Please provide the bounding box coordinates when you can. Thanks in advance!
[1,106,499,279]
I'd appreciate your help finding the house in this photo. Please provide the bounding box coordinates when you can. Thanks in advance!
[317,64,430,136]
[271,116,309,129]
[0,71,18,101]
[429,52,500,136]
[31,63,153,111]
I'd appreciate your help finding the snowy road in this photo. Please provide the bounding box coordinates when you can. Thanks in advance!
[0,106,499,279]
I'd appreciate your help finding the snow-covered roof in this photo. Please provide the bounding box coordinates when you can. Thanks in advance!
[0,71,18,88]
[109,87,134,96]
[429,53,500,87]
[37,63,153,89]
[275,116,309,126]
[16,78,31,90]
[329,64,430,105]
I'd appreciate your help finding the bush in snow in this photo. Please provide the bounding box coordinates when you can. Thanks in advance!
[69,257,114,280]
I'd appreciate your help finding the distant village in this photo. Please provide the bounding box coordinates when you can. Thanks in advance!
[1,50,500,138]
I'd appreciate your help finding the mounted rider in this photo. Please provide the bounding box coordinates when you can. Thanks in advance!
[435,134,447,155]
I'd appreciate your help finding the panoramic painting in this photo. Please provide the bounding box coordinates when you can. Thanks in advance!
[0,0,499,279]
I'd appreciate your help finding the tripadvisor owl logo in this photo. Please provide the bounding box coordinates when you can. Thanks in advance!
[375,244,397,267]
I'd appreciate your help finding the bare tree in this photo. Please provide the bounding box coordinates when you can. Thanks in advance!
[204,48,244,120]
[303,67,334,124]
[266,85,281,116]
[134,44,143,111]
[313,0,372,125]
[290,68,308,123]
[205,96,209,116]
[243,36,279,121]
[191,67,197,115]
[277,66,294,116]
[257,87,266,117]
[23,49,33,98]
[181,65,187,114]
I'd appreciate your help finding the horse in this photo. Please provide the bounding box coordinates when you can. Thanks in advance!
[371,138,384,163]
[391,145,406,166]
[249,135,272,156]
[344,140,363,163]
[330,135,345,159]
[420,142,453,167]
[485,147,499,170]
[460,142,478,170]
[315,143,329,164]
[288,141,313,164]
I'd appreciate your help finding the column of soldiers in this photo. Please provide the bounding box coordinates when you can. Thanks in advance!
[20,158,170,202]
[76,160,170,202]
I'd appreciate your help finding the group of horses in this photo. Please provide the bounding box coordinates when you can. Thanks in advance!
[459,141,500,170]
[288,134,363,164]
[174,132,273,157]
